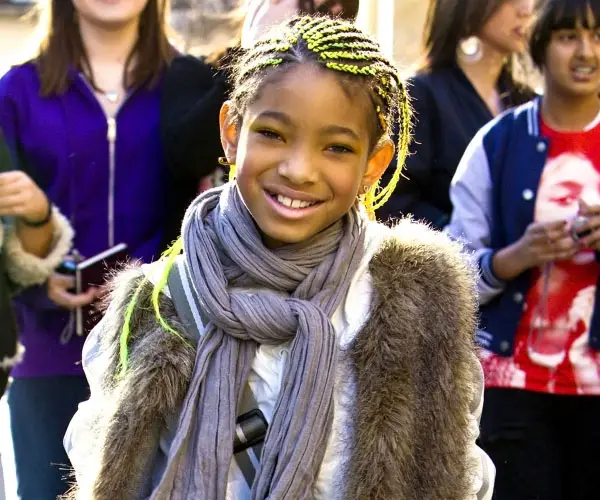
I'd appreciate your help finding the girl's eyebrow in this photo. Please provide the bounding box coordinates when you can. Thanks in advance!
[255,110,292,126]
[319,125,361,142]
[255,111,360,141]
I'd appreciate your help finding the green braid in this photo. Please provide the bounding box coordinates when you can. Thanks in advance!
[117,237,190,378]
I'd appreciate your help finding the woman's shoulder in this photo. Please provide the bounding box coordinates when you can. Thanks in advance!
[408,67,457,92]
[166,55,217,83]
[0,61,39,99]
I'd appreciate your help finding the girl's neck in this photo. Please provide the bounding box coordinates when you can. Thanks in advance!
[79,18,139,69]
[542,86,600,132]
[457,41,507,116]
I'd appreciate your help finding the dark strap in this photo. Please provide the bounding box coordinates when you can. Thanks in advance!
[166,257,263,487]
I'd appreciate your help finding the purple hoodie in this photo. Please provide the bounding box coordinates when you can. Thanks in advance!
[0,63,167,377]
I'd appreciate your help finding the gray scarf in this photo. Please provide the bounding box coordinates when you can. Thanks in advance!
[150,183,366,499]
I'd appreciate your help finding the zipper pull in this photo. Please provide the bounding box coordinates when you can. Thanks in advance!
[107,117,117,141]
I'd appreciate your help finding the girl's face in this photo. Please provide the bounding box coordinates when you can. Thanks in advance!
[220,63,393,248]
[479,0,535,55]
[73,0,149,29]
[543,16,600,98]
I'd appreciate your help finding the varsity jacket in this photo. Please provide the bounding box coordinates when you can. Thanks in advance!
[446,97,600,356]
[64,220,495,499]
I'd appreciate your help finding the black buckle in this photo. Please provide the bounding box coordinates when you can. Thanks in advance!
[233,409,268,454]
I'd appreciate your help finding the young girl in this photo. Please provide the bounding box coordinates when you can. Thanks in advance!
[447,0,600,497]
[0,0,173,496]
[65,16,493,499]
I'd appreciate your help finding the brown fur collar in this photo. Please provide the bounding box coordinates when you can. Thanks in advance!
[68,220,479,499]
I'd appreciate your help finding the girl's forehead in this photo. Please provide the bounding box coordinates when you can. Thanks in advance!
[244,64,374,136]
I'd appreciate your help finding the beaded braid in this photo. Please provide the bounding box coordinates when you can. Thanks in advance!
[229,15,412,219]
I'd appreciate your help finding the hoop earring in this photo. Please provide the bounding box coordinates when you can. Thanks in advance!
[218,157,234,167]
[458,36,483,63]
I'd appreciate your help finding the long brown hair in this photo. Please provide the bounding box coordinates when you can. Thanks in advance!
[36,0,174,96]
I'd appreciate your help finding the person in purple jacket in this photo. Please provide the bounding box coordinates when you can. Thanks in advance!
[0,0,174,497]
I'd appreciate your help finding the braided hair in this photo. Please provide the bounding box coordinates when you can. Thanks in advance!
[117,16,412,375]
[227,15,412,217]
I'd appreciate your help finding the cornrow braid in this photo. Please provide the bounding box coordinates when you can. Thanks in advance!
[228,15,412,219]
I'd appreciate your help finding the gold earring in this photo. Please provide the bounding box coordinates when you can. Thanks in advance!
[362,185,371,195]
[218,156,234,166]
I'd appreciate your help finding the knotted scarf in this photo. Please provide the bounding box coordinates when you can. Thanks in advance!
[150,183,366,499]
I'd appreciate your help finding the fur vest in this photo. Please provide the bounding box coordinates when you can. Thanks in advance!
[69,221,482,499]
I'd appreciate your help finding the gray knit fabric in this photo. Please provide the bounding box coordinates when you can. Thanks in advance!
[150,183,366,499]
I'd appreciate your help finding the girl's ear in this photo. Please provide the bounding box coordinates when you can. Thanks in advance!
[362,137,395,187]
[219,102,239,162]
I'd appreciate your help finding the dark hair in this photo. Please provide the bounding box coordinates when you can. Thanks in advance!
[35,0,174,96]
[228,15,411,214]
[530,0,600,68]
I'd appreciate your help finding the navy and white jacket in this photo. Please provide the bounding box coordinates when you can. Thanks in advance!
[446,97,600,356]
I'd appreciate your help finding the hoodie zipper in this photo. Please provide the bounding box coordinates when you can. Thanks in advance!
[107,116,117,248]
[78,74,128,249]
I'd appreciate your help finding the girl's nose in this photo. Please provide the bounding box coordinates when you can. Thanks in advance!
[277,150,319,185]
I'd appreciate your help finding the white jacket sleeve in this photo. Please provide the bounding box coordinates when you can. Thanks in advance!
[63,317,112,490]
[445,127,506,305]
[467,355,495,500]
[3,206,73,287]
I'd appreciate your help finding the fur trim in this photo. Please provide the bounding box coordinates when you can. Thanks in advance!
[4,206,74,287]
[343,219,479,499]
[65,266,196,500]
[71,220,480,499]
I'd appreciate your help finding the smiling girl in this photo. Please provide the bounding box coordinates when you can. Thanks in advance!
[447,0,600,498]
[64,15,493,500]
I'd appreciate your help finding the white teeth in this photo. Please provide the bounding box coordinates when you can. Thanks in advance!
[276,194,316,209]
[574,67,594,75]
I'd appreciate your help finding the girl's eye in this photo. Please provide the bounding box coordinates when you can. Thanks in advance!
[257,129,283,141]
[327,144,354,154]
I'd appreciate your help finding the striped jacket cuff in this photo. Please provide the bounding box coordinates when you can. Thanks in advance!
[479,249,504,289]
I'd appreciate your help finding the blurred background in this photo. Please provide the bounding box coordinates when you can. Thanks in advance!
[0,0,428,76]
